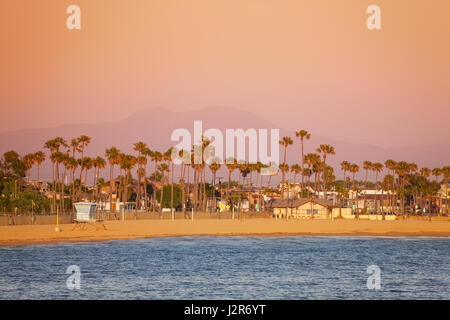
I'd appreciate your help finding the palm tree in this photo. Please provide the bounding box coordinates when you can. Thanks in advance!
[81,157,93,200]
[66,156,78,207]
[409,163,418,174]
[304,153,321,197]
[121,155,136,206]
[209,157,221,211]
[279,163,290,183]
[61,152,72,213]
[133,141,147,156]
[340,161,351,191]
[290,164,302,184]
[255,161,264,190]
[350,163,360,212]
[316,144,335,199]
[209,158,221,186]
[178,149,190,215]
[69,138,80,201]
[248,163,258,190]
[266,161,278,189]
[105,147,121,212]
[385,160,397,211]
[163,147,175,217]
[93,156,106,201]
[33,151,46,182]
[134,142,148,211]
[44,137,67,212]
[136,155,147,211]
[142,147,152,209]
[395,161,411,217]
[225,157,237,201]
[372,162,383,213]
[409,162,419,212]
[313,160,325,196]
[302,167,312,193]
[77,135,91,193]
[22,154,34,182]
[158,162,169,213]
[432,168,442,183]
[136,166,146,211]
[279,136,293,183]
[442,166,450,214]
[408,162,419,212]
[362,161,373,209]
[200,137,212,211]
[70,138,80,156]
[382,174,394,215]
[295,130,311,189]
[150,150,163,212]
[417,167,431,214]
[238,162,250,217]
[53,151,67,214]
[44,140,57,212]
[420,167,431,179]
[323,165,335,205]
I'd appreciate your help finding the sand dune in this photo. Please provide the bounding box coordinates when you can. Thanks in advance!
[0,218,449,246]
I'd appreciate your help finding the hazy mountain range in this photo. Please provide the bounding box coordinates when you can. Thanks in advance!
[1,106,449,182]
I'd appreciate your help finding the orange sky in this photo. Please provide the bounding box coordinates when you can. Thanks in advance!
[1,0,449,147]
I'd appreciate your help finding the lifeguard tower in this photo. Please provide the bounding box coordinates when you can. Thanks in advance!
[72,202,106,230]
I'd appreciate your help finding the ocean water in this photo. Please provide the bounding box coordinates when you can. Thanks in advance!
[0,236,449,300]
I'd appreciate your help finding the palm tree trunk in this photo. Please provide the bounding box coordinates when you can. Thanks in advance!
[364,170,368,210]
[136,174,141,213]
[52,161,56,212]
[282,145,287,182]
[119,170,123,203]
[171,161,174,218]
[375,173,378,214]
[109,165,113,212]
[61,165,66,214]
[301,139,304,190]
[144,177,148,211]
[228,171,232,201]
[181,164,186,216]
[203,168,207,211]
[78,147,84,193]
[153,161,157,212]
[84,168,88,200]
[160,184,164,214]
[93,168,97,202]
[323,155,327,200]
[123,171,129,209]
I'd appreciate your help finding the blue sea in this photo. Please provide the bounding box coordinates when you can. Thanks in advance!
[0,236,449,299]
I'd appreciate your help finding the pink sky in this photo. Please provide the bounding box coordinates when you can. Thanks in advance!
[1,0,449,147]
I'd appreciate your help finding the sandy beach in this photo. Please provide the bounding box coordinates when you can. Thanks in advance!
[0,218,449,246]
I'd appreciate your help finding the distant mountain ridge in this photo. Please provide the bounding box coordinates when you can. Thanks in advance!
[0,106,449,181]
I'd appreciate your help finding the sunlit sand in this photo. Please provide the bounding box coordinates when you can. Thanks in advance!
[0,217,449,246]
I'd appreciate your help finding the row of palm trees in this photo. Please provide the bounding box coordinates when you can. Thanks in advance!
[16,130,450,215]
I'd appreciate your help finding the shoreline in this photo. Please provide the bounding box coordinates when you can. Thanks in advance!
[1,218,449,247]
[1,232,450,247]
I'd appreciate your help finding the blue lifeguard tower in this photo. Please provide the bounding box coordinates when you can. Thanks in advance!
[73,202,106,230]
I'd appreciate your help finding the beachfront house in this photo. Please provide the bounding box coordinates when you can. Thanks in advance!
[270,198,335,219]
